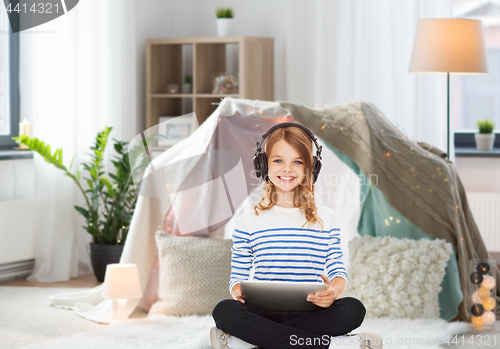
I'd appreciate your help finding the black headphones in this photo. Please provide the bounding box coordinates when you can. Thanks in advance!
[253,122,323,184]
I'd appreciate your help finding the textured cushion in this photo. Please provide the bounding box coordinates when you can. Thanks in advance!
[149,231,233,316]
[343,235,453,319]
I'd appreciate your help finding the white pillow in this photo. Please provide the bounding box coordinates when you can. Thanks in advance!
[149,231,233,316]
[343,235,452,319]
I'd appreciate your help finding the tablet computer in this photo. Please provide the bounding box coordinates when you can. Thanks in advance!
[240,280,328,312]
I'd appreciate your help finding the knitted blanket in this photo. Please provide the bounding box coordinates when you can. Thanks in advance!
[279,100,500,322]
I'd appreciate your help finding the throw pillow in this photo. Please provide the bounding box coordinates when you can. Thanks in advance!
[149,231,233,316]
[343,235,453,319]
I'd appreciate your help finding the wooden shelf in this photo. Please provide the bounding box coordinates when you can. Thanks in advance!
[151,93,239,98]
[196,94,239,98]
[147,36,274,45]
[152,94,194,98]
[146,36,274,129]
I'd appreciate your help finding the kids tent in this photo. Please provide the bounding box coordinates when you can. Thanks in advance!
[48,97,499,324]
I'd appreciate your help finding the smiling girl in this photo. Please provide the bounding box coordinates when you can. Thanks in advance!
[210,123,382,349]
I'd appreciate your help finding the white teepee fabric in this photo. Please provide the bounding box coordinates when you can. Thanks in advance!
[48,97,362,323]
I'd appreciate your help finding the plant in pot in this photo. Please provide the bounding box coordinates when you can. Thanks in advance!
[13,127,150,282]
[475,119,496,151]
[183,74,193,94]
[215,6,234,37]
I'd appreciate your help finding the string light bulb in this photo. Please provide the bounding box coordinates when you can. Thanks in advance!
[482,311,496,325]
[482,275,495,290]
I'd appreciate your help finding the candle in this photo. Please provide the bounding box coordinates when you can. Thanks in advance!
[167,84,179,94]
[19,118,31,149]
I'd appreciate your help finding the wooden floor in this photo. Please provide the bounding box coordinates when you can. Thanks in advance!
[0,273,102,288]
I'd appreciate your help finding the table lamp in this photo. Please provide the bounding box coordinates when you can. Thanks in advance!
[409,18,488,159]
[102,263,143,322]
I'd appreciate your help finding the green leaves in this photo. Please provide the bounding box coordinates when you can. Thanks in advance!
[74,205,90,219]
[477,119,495,134]
[12,126,139,246]
[12,135,67,172]
[215,6,233,18]
[77,164,84,182]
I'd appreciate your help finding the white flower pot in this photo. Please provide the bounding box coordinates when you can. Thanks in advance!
[216,18,234,37]
[182,83,192,94]
[475,133,495,151]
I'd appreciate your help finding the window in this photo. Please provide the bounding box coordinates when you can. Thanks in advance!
[452,0,500,132]
[0,7,19,148]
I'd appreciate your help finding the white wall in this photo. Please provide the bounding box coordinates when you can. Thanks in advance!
[134,0,499,195]
[0,159,35,266]
[456,158,500,193]
[135,0,288,130]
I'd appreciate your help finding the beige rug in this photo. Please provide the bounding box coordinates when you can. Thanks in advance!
[0,286,494,349]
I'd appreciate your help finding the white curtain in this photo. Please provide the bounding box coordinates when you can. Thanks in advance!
[286,0,455,163]
[20,0,138,282]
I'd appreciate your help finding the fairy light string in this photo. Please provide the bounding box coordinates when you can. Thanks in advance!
[312,99,462,219]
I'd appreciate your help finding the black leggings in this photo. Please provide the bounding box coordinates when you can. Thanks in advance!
[212,297,366,349]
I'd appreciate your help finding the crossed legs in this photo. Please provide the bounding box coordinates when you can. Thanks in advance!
[212,297,366,349]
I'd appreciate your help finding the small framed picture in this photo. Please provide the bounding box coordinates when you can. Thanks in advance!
[158,113,197,146]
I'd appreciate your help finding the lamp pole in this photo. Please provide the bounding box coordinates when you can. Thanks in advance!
[447,72,450,160]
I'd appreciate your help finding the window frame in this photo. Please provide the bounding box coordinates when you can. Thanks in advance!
[0,9,20,149]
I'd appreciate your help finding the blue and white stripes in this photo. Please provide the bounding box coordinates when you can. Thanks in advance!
[228,210,348,293]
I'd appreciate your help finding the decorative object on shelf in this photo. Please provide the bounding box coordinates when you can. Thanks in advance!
[158,113,197,147]
[12,127,151,282]
[167,83,179,94]
[212,72,238,94]
[409,18,488,159]
[145,37,274,129]
[469,259,496,329]
[475,119,496,151]
[102,263,143,322]
[18,118,31,150]
[215,6,234,37]
[182,74,193,94]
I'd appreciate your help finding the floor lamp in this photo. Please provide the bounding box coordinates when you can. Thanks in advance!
[409,19,488,160]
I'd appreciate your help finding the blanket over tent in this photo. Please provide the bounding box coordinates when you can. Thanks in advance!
[48,98,492,323]
[279,100,500,322]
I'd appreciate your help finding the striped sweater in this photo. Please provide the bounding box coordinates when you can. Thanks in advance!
[229,204,348,293]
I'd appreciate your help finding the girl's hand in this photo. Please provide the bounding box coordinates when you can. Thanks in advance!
[306,274,337,308]
[231,284,245,304]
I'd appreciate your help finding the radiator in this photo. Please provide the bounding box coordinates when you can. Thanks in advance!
[466,192,500,253]
[0,259,35,282]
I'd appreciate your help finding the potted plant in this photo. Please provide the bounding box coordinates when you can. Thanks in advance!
[183,74,193,94]
[13,127,149,282]
[475,119,496,151]
[215,6,234,37]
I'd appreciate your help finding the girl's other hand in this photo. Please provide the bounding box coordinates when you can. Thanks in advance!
[231,284,245,304]
[306,274,337,308]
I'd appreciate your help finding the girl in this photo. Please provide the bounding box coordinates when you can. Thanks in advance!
[211,124,382,349]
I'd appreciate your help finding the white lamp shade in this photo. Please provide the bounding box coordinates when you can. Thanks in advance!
[409,18,488,74]
[102,263,143,300]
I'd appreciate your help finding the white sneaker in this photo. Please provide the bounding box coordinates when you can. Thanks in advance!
[209,326,258,349]
[329,332,383,349]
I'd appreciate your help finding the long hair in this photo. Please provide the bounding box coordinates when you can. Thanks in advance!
[253,125,324,232]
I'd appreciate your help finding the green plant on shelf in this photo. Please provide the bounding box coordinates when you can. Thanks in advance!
[215,7,233,18]
[184,74,193,84]
[476,119,495,134]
